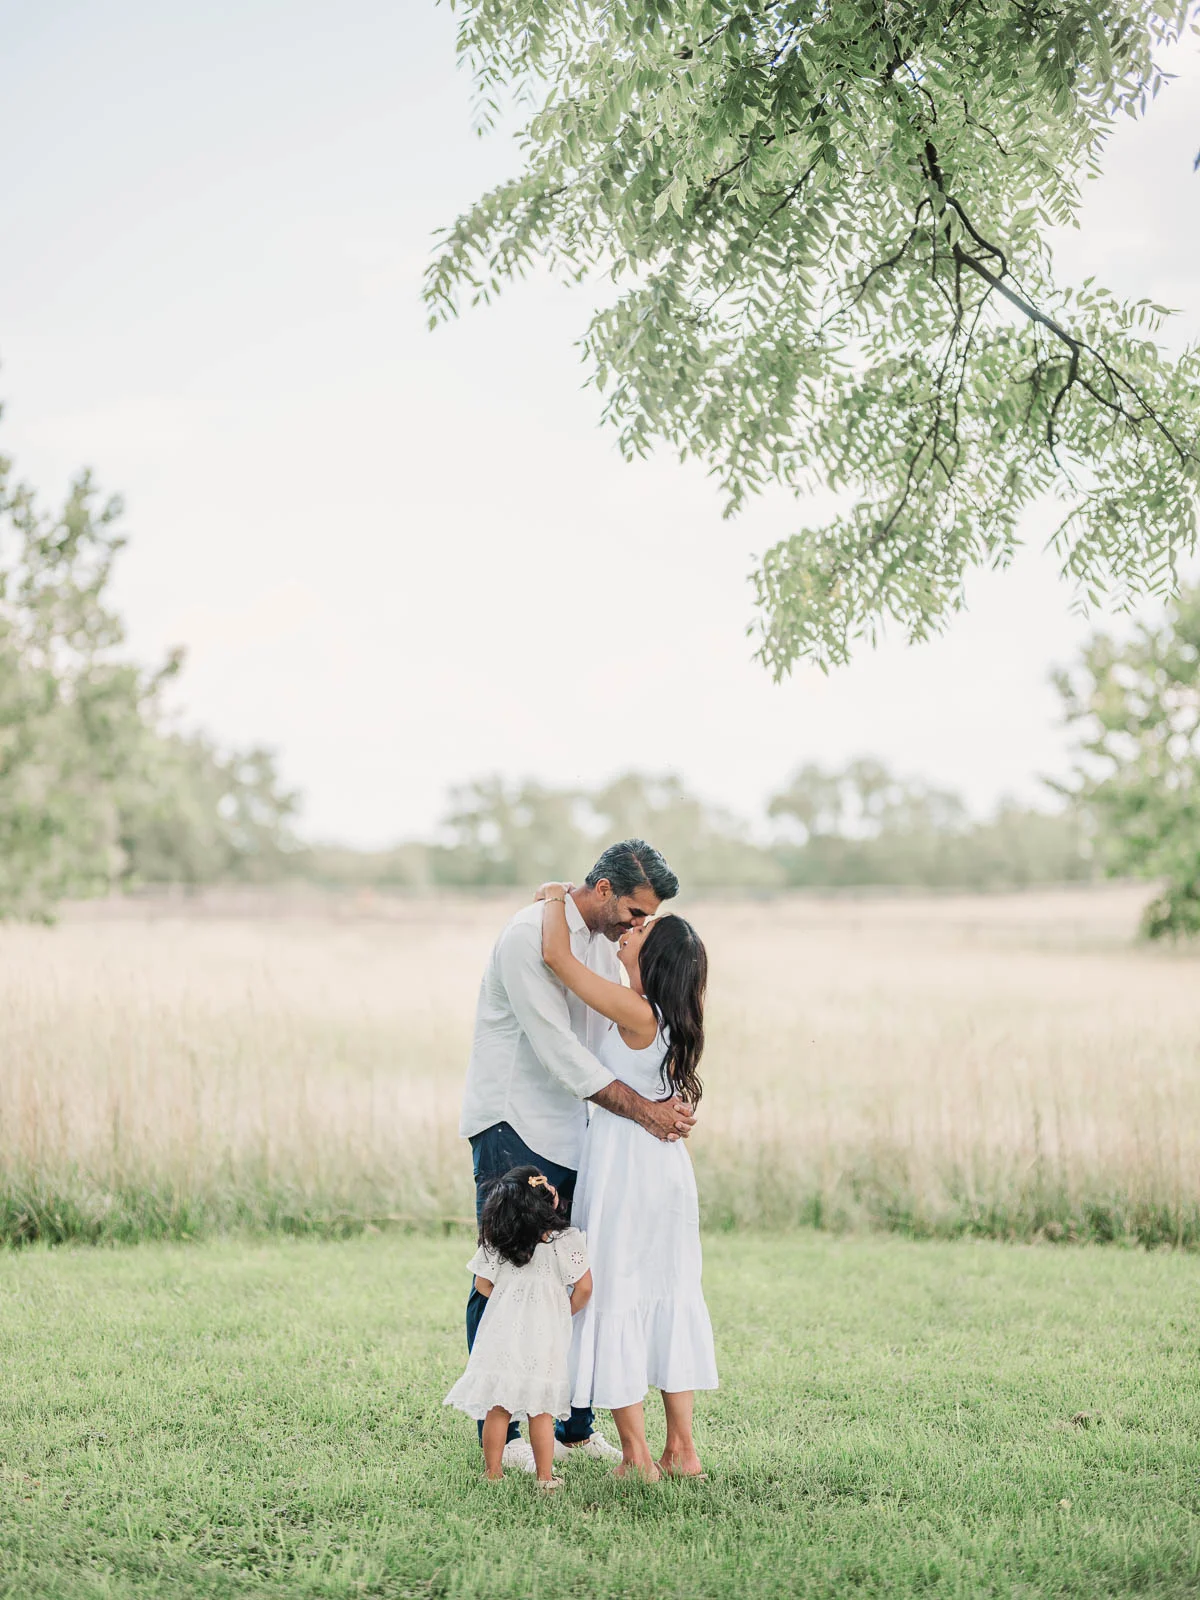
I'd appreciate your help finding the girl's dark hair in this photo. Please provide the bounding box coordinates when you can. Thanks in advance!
[479,1165,566,1268]
[638,914,707,1108]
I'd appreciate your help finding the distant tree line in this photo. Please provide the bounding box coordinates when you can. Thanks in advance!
[299,766,1090,895]
[299,589,1200,937]
[3,438,1196,935]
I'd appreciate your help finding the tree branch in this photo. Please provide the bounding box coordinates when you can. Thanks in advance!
[916,138,1196,468]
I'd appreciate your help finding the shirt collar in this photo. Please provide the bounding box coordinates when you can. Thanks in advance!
[564,893,589,939]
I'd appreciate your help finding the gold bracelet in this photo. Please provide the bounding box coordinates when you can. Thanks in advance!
[544,895,566,903]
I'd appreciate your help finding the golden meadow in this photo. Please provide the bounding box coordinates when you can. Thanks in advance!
[2,886,1198,1247]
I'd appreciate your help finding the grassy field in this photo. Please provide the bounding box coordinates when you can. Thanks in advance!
[2,884,1199,1247]
[1,1230,1198,1599]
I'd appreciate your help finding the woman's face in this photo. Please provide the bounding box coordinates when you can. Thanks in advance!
[617,918,651,986]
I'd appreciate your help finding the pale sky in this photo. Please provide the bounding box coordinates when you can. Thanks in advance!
[2,2,1197,845]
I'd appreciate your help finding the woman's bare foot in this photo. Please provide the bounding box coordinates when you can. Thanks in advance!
[609,1402,659,1483]
[659,1394,704,1478]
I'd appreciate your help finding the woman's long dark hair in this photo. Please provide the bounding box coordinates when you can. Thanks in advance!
[638,914,707,1108]
[479,1164,565,1268]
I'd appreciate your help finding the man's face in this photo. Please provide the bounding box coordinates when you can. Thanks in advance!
[593,880,661,941]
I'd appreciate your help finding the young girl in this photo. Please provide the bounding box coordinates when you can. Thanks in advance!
[539,885,717,1481]
[444,1165,593,1489]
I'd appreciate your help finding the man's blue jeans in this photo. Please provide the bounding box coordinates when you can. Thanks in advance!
[467,1121,596,1447]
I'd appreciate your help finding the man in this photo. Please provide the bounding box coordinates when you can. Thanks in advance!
[459,837,697,1471]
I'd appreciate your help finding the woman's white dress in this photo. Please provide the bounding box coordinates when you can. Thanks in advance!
[570,1022,718,1410]
[443,1227,588,1422]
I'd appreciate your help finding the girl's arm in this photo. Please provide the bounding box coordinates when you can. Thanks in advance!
[568,1269,593,1314]
[539,885,656,1041]
[474,1276,493,1298]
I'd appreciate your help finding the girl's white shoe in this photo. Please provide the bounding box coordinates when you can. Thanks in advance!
[537,1476,565,1492]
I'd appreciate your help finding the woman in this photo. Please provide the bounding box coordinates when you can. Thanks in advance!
[538,884,717,1480]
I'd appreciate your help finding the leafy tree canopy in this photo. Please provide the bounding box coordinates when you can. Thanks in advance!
[0,441,298,918]
[1056,583,1200,936]
[0,458,147,916]
[427,0,1200,672]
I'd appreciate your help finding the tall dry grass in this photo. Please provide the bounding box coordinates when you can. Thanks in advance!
[1,885,1198,1245]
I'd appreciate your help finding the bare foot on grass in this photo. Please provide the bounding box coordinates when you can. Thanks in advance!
[658,1450,706,1479]
[614,1458,661,1483]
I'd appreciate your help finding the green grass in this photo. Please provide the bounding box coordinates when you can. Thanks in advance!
[1,1233,1198,1599]
[7,1169,1200,1251]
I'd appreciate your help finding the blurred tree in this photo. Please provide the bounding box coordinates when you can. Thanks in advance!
[769,758,1087,888]
[965,798,1090,889]
[427,1,1200,673]
[0,457,153,916]
[0,444,298,917]
[1055,586,1200,937]
[765,762,846,841]
[409,764,1085,893]
[769,760,967,843]
[295,840,434,890]
[433,776,589,885]
[424,770,783,889]
[592,771,785,887]
[117,736,300,887]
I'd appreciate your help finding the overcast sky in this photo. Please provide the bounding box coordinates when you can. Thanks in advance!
[1,2,1197,845]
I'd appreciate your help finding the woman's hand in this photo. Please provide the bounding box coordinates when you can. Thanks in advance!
[540,882,574,974]
[645,1096,697,1141]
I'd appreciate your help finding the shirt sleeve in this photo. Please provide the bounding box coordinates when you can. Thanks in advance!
[496,922,614,1101]
[467,1244,500,1280]
[553,1228,589,1287]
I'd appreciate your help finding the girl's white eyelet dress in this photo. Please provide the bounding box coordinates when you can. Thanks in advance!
[444,1226,589,1422]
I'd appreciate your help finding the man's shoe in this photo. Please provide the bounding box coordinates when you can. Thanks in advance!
[500,1438,537,1474]
[563,1432,623,1464]
[552,1438,572,1462]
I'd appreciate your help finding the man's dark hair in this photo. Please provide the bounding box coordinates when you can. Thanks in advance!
[585,838,678,901]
